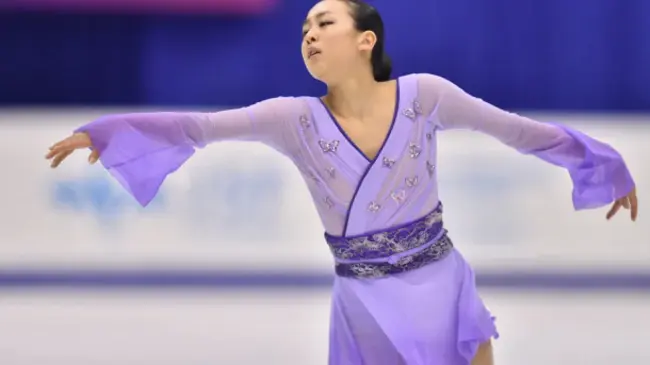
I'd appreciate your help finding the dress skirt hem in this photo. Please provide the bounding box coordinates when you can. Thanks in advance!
[329,249,497,365]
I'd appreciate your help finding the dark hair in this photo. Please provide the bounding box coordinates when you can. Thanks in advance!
[343,0,392,82]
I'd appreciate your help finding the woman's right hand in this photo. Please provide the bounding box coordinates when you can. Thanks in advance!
[46,132,98,168]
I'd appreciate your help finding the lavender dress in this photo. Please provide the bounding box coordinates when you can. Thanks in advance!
[75,73,635,364]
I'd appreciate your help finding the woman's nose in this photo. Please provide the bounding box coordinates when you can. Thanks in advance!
[304,31,317,45]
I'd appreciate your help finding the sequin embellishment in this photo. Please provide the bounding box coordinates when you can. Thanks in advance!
[391,189,406,204]
[403,99,422,120]
[323,204,452,278]
[324,196,334,209]
[405,176,419,187]
[382,157,396,168]
[409,143,422,158]
[319,139,340,153]
[368,202,381,212]
[299,114,310,129]
[326,167,336,178]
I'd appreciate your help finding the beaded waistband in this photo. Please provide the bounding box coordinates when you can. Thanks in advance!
[324,204,453,279]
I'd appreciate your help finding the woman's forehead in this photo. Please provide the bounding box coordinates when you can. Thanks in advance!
[306,0,348,20]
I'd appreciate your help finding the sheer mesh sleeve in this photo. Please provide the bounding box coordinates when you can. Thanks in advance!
[417,73,635,210]
[74,97,303,206]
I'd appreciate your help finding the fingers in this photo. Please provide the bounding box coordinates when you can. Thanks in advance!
[46,144,74,161]
[606,201,621,220]
[47,148,99,168]
[46,139,75,160]
[88,150,100,164]
[45,142,64,160]
[629,192,638,222]
[47,133,91,158]
[621,197,630,209]
[606,190,639,222]
[50,149,74,168]
[49,137,75,153]
[46,133,95,166]
[46,133,97,168]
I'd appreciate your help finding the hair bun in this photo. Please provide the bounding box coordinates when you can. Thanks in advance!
[373,52,392,82]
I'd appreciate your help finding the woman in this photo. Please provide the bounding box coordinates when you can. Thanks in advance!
[46,0,638,364]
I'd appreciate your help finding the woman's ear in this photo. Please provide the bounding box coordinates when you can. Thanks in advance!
[357,30,377,52]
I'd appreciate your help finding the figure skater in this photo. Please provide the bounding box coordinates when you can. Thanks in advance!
[46,0,638,363]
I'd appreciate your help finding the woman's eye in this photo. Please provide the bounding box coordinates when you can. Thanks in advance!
[302,20,333,37]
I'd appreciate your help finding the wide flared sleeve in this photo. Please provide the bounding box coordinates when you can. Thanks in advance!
[74,97,302,207]
[418,73,635,210]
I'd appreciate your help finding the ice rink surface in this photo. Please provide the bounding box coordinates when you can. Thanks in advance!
[1,288,648,365]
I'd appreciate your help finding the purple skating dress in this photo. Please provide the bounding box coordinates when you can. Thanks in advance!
[75,73,635,364]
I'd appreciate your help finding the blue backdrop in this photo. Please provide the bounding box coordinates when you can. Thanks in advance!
[1,0,649,110]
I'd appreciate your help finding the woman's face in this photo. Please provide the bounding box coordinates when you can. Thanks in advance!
[301,0,373,83]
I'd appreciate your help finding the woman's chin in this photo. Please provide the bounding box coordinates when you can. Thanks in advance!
[306,66,329,83]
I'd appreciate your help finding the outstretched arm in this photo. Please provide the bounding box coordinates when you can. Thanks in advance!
[418,73,637,220]
[47,97,302,207]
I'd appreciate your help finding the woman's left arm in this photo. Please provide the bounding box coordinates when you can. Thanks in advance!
[419,73,637,220]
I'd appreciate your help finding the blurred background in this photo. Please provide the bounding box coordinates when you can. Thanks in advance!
[0,0,649,364]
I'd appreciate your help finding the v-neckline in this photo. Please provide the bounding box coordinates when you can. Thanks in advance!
[317,78,401,163]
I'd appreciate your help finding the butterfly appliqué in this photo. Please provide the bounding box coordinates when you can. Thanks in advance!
[319,139,340,153]
[391,189,406,204]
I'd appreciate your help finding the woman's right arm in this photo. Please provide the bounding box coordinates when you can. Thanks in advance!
[52,97,301,207]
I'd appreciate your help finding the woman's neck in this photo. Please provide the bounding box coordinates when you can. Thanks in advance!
[325,74,388,120]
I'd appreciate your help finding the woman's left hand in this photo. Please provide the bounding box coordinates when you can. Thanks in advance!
[46,132,97,168]
[606,187,638,221]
